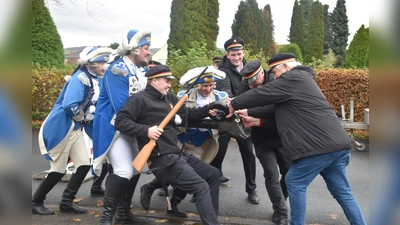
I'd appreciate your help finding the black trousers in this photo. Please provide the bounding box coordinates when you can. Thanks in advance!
[210,134,257,193]
[254,139,291,218]
[149,153,220,225]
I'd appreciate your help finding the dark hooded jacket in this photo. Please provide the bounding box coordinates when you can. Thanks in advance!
[231,66,351,162]
[216,55,248,97]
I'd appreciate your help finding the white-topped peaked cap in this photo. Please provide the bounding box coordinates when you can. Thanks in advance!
[117,28,152,55]
[78,46,114,66]
[180,66,226,86]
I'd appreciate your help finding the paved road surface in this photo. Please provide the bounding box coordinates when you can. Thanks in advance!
[32,131,369,224]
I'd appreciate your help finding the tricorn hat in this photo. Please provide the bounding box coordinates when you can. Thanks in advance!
[78,46,113,66]
[117,28,152,55]
[180,66,225,86]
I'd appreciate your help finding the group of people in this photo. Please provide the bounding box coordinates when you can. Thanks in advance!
[32,27,367,225]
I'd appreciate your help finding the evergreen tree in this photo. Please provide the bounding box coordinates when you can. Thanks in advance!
[261,4,276,57]
[303,0,324,63]
[300,0,313,38]
[32,0,64,67]
[300,0,313,24]
[364,44,369,68]
[346,25,369,69]
[231,0,265,54]
[331,0,349,67]
[168,0,218,54]
[289,0,305,55]
[206,0,220,52]
[323,4,333,55]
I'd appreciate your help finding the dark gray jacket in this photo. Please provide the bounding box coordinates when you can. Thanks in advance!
[246,71,282,149]
[216,56,248,97]
[231,66,351,162]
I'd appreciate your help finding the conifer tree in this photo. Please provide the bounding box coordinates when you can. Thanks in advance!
[231,0,264,54]
[364,45,369,68]
[289,0,305,55]
[323,4,333,55]
[303,0,324,63]
[261,4,276,57]
[168,0,218,54]
[207,0,220,51]
[346,25,369,69]
[32,0,64,67]
[331,0,349,67]
[300,0,313,38]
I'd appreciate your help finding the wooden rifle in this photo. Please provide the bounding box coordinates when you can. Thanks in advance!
[132,66,209,172]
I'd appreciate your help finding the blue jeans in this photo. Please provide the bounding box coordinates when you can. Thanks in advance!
[285,150,367,225]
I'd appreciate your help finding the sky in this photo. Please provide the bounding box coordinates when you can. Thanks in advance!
[45,0,369,49]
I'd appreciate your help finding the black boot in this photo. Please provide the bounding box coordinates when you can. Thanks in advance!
[59,165,90,214]
[157,188,165,196]
[99,174,129,225]
[115,175,146,224]
[91,163,108,196]
[140,178,163,210]
[32,172,64,215]
[167,204,188,218]
[166,187,188,217]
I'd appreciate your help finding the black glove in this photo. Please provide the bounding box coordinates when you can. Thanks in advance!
[208,100,229,121]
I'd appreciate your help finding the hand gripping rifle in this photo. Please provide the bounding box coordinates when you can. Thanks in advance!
[132,66,209,172]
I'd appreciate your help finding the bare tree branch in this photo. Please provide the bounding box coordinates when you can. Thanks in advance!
[45,0,112,23]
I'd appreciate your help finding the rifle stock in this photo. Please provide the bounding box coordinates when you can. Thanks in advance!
[132,94,188,172]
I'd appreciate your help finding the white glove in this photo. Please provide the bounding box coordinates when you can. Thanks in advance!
[84,110,94,122]
[174,114,182,125]
[89,105,96,113]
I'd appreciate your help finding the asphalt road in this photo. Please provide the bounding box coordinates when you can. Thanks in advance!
[32,131,369,225]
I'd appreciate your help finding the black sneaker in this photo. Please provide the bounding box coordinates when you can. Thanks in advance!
[220,174,230,183]
[166,206,188,218]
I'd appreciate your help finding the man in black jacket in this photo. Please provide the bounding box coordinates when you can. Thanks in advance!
[236,60,290,225]
[212,37,259,204]
[115,65,220,225]
[226,53,367,225]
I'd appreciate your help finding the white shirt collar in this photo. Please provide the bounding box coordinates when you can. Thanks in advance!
[196,91,210,108]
